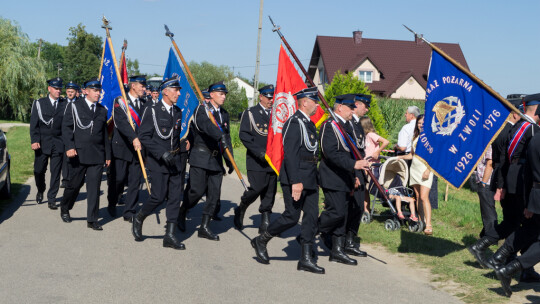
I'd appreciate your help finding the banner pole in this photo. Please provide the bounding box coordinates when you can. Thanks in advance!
[402,25,532,124]
[268,16,396,211]
[102,16,152,194]
[164,24,248,192]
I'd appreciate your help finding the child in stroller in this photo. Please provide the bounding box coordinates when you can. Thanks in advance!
[387,187,418,222]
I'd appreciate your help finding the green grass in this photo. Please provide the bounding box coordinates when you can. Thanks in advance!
[359,182,508,303]
[232,140,508,302]
[0,126,34,213]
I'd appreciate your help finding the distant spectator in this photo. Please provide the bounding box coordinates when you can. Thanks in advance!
[395,106,420,154]
[360,116,389,163]
[360,116,389,215]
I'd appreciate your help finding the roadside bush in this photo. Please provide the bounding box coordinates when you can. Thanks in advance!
[377,98,425,144]
[229,121,242,148]
[324,71,388,139]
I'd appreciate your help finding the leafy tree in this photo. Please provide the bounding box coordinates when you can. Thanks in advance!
[0,18,47,121]
[324,71,388,138]
[126,58,140,75]
[63,24,102,85]
[188,61,248,120]
[31,41,66,79]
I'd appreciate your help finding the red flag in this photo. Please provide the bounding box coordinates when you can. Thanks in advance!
[311,96,326,127]
[265,45,326,174]
[120,54,128,85]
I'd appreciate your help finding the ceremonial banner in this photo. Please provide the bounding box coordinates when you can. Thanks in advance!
[119,53,128,86]
[162,47,199,140]
[415,50,511,189]
[98,39,123,122]
[266,45,325,174]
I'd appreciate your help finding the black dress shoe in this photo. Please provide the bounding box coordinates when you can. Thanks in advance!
[107,205,117,217]
[61,212,72,223]
[87,222,103,231]
[329,236,357,266]
[198,215,219,241]
[345,246,368,257]
[123,216,133,223]
[36,192,43,204]
[48,201,58,210]
[496,259,522,297]
[345,231,367,257]
[233,204,247,230]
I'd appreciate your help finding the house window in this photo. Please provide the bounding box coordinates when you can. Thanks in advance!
[319,67,327,85]
[358,71,372,83]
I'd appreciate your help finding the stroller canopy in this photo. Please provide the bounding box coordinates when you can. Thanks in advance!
[378,157,409,189]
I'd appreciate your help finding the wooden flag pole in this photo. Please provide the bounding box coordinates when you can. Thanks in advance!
[101,16,151,194]
[98,40,106,78]
[268,16,398,213]
[403,25,533,124]
[164,24,248,192]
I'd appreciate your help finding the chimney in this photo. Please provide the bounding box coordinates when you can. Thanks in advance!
[415,34,424,45]
[353,31,362,45]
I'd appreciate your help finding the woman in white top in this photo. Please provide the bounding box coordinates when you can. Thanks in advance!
[397,114,434,235]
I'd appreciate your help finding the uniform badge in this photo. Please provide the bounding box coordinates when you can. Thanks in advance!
[161,106,166,111]
[264,123,267,127]
[256,123,260,127]
[259,110,263,114]
[162,128,167,133]
[310,134,314,139]
[175,119,181,129]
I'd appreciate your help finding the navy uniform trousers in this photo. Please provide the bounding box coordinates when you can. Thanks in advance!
[241,171,277,213]
[61,158,103,222]
[34,147,63,202]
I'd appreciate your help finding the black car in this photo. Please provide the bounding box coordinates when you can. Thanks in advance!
[0,129,11,199]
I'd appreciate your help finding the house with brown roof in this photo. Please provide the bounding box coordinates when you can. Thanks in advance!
[307,31,469,100]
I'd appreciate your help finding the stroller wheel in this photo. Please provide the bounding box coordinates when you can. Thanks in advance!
[392,220,401,230]
[384,219,394,231]
[361,212,371,224]
[417,220,425,233]
[408,221,418,232]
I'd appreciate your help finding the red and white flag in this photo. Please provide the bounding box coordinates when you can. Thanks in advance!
[265,45,326,174]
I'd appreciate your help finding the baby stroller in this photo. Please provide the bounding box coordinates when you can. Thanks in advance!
[362,157,422,232]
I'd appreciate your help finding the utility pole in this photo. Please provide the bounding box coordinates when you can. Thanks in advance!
[252,0,264,107]
[37,38,43,59]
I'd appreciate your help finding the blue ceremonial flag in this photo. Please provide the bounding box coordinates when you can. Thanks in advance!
[162,47,199,140]
[98,39,123,122]
[415,50,511,189]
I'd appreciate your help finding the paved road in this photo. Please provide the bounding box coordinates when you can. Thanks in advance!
[0,122,30,132]
[0,170,463,303]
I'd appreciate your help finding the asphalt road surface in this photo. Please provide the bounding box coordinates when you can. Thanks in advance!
[0,169,463,303]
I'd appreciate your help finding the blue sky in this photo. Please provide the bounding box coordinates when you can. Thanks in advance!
[3,0,539,97]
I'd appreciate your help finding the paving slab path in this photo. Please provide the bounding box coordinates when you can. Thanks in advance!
[0,169,466,304]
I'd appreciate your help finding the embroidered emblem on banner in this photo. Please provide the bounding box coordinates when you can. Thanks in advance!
[431,96,465,136]
[271,92,296,134]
